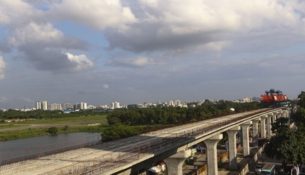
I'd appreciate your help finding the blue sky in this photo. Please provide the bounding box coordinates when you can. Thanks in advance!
[1,0,305,108]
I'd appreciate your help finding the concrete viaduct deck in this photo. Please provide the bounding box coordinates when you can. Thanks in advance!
[0,108,289,175]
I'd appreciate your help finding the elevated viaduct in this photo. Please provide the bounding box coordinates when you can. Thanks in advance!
[0,108,290,175]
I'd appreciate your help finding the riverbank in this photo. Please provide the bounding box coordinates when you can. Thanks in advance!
[0,115,108,141]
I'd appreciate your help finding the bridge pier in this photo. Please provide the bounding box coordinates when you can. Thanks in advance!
[252,120,259,138]
[280,111,284,118]
[241,122,252,156]
[164,150,191,175]
[260,116,266,138]
[204,134,223,175]
[272,115,276,124]
[226,126,240,170]
[266,115,272,138]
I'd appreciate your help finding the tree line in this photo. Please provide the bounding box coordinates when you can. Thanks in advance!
[107,100,261,125]
[265,91,305,164]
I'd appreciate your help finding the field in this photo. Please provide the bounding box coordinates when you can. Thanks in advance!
[0,115,108,141]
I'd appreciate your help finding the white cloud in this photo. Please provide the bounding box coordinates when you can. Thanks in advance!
[110,57,157,68]
[0,56,6,80]
[106,0,305,52]
[8,22,90,72]
[50,0,136,30]
[139,0,301,34]
[66,52,94,71]
[9,22,63,46]
[0,0,41,26]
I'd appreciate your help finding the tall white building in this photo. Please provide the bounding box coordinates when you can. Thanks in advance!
[74,102,88,110]
[36,101,42,110]
[42,101,48,110]
[36,101,48,110]
[111,101,120,109]
[80,102,87,110]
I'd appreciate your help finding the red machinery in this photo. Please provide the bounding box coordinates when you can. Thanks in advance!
[260,89,288,106]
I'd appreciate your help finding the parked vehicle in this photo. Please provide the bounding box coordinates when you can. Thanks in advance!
[260,164,276,175]
[255,163,264,174]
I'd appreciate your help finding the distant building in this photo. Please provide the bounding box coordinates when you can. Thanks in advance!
[233,97,253,103]
[50,103,62,111]
[36,100,48,110]
[62,103,74,111]
[74,102,88,110]
[87,104,96,110]
[42,101,48,110]
[80,102,87,110]
[36,101,41,110]
[111,101,120,109]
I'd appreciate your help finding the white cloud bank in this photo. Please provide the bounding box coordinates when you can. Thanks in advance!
[106,0,305,52]
[0,56,5,79]
[1,0,305,73]
[50,0,136,30]
[110,57,157,68]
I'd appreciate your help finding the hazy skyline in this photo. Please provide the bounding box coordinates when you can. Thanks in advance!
[1,0,305,108]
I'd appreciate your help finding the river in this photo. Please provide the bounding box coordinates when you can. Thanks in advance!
[0,132,101,165]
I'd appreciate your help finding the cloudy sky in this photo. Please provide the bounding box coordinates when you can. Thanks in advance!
[1,0,305,108]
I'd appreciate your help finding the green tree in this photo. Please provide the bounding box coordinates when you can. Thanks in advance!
[265,91,305,164]
[298,91,305,108]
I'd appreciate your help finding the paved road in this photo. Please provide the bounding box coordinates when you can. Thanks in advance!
[0,109,273,175]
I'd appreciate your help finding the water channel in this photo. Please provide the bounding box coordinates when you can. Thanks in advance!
[0,132,101,165]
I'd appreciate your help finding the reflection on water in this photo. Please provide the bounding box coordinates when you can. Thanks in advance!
[0,133,101,164]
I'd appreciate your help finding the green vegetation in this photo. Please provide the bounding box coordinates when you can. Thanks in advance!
[265,91,305,164]
[47,127,58,136]
[0,101,260,142]
[101,124,170,141]
[0,115,108,141]
[107,101,260,125]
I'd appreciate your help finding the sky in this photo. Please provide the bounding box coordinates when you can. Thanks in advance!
[1,0,305,108]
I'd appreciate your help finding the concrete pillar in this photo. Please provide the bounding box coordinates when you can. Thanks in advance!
[281,111,285,118]
[204,134,223,175]
[241,122,252,156]
[266,115,272,138]
[252,120,259,138]
[272,113,277,123]
[260,116,266,139]
[226,126,240,170]
[287,110,291,118]
[164,150,192,175]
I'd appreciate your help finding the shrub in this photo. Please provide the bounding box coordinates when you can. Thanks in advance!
[47,127,58,136]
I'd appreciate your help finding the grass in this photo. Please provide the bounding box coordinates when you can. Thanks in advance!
[0,114,172,142]
[0,124,169,142]
[0,115,108,141]
[18,115,108,125]
[0,115,108,129]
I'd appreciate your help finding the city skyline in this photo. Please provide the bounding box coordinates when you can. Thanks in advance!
[1,0,305,108]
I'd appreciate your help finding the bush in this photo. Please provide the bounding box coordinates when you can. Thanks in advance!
[47,127,58,136]
[63,125,69,131]
[101,125,141,141]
